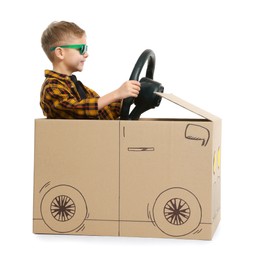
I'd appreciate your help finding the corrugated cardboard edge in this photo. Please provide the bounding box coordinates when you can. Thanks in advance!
[156,93,220,121]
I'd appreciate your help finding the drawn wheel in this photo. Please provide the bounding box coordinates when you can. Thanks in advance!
[153,188,202,237]
[41,185,87,233]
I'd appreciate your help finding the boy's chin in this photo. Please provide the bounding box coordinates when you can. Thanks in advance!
[77,65,84,72]
[75,67,83,72]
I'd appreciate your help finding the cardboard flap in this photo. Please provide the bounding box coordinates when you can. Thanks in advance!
[156,92,219,121]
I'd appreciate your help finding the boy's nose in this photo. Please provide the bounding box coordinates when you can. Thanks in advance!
[84,52,88,58]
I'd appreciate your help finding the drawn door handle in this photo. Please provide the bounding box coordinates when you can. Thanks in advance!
[128,147,155,152]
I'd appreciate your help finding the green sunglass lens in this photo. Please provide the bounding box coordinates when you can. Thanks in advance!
[80,45,88,55]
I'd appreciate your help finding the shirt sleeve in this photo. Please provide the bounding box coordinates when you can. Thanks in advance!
[41,85,100,119]
[82,85,121,120]
[99,101,122,120]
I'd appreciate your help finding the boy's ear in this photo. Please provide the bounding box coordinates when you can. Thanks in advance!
[54,47,65,60]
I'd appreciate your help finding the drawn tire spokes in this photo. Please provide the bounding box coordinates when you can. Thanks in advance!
[164,198,190,225]
[51,195,76,222]
[41,185,87,233]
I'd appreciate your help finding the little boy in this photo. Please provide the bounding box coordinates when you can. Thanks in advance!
[40,21,140,119]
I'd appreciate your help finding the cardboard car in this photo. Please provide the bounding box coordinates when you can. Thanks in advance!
[33,92,221,240]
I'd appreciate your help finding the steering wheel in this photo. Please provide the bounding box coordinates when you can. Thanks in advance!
[120,49,164,120]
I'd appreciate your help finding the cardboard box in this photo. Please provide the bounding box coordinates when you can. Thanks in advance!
[33,93,221,240]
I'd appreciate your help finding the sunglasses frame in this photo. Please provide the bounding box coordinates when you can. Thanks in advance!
[50,44,88,55]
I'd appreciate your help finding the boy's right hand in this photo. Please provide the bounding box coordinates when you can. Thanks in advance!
[98,80,141,110]
[116,80,141,100]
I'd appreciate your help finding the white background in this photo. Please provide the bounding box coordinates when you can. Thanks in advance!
[1,0,254,259]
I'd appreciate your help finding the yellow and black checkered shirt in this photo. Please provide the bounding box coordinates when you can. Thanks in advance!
[40,70,121,119]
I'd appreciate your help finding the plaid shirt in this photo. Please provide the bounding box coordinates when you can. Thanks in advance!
[40,70,121,119]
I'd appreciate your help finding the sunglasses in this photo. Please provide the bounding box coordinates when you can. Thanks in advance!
[50,44,88,55]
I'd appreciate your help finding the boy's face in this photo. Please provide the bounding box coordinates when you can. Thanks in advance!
[55,34,88,75]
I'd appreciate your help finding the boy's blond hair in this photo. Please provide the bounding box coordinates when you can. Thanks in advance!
[41,21,86,62]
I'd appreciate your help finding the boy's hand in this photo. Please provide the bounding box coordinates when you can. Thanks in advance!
[116,80,141,100]
[98,80,141,110]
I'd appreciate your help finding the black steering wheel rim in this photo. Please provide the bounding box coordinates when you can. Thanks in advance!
[120,49,156,120]
[129,49,156,81]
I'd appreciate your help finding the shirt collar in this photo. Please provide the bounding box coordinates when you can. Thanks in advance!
[45,70,72,81]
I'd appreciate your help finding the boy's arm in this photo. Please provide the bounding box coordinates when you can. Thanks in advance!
[40,80,140,119]
[97,80,140,110]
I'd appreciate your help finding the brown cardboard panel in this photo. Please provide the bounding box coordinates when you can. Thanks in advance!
[156,93,220,121]
[119,120,215,239]
[33,94,221,240]
[34,119,120,235]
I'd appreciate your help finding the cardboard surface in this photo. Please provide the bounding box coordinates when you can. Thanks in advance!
[33,94,221,240]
